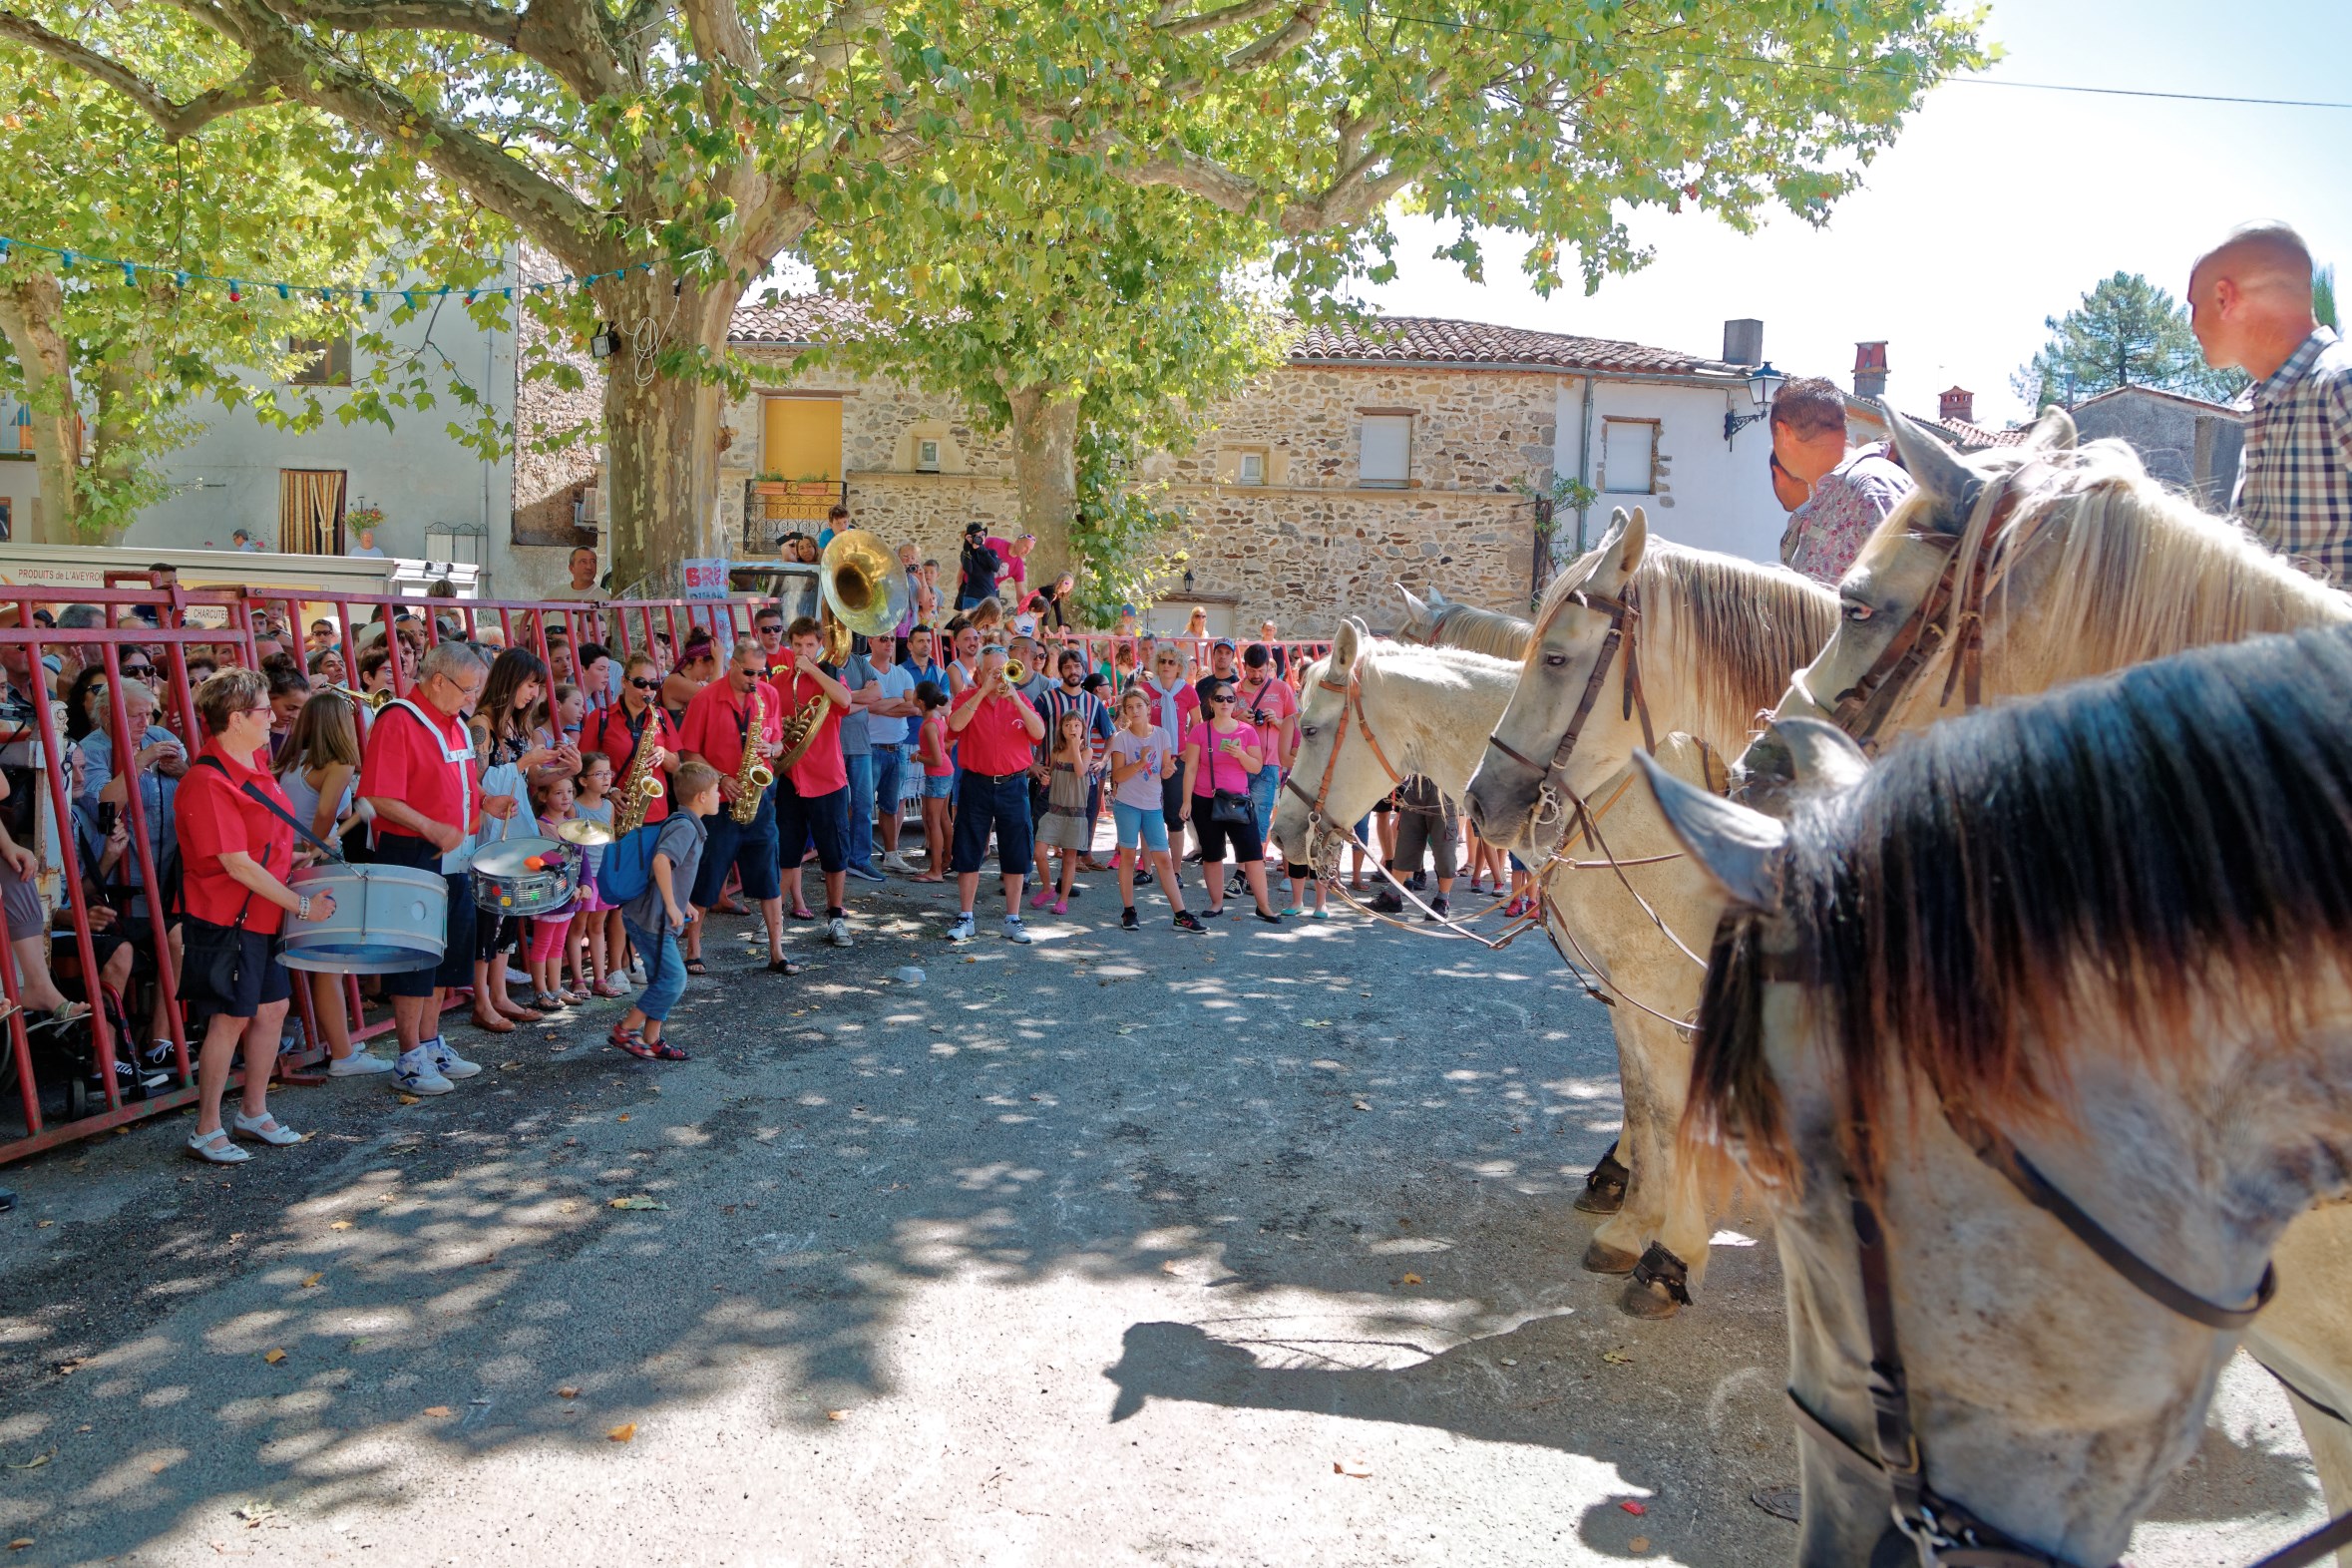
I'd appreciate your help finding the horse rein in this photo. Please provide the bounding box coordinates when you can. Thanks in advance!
[1784,1067,2347,1568]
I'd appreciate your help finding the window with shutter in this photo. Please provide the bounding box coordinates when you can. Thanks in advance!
[1601,418,1660,494]
[1360,415,1411,487]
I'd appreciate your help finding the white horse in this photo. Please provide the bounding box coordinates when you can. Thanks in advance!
[1280,521,1835,1315]
[1737,409,2352,1563]
[1643,623,2352,1567]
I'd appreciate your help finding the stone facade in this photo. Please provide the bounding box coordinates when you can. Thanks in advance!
[720,352,1556,630]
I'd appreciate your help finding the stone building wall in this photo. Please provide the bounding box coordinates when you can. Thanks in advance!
[719,349,1550,630]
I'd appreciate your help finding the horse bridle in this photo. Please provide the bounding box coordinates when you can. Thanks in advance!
[1281,666,1403,843]
[1823,463,2047,752]
[1481,584,1656,811]
[1789,1079,2349,1568]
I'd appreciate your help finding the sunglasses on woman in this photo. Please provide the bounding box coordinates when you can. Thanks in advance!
[629,676,661,691]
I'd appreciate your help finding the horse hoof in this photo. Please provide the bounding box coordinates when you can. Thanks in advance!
[1574,1144,1629,1214]
[1573,1186,1625,1216]
[1582,1238,1640,1275]
[1618,1277,1686,1320]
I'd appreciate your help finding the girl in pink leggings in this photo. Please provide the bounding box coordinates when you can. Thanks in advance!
[525,773,587,1007]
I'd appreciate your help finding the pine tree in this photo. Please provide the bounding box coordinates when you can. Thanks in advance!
[2012,272,2245,410]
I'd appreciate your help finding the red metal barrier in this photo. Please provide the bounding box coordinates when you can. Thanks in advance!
[0,580,781,1167]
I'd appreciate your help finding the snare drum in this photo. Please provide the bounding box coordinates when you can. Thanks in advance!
[471,835,583,917]
[281,863,449,975]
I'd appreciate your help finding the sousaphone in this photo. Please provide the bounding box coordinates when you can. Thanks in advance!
[819,528,911,642]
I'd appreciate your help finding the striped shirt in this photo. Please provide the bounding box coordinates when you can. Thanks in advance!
[2234,327,2352,588]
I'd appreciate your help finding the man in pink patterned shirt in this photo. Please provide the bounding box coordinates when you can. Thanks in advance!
[1770,376,1914,585]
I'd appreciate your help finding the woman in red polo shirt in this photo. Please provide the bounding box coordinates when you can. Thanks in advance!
[176,667,337,1164]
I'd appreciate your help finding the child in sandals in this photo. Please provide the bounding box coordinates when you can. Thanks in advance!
[611,761,719,1062]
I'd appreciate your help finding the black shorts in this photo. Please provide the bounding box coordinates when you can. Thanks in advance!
[693,787,781,906]
[775,782,851,876]
[371,832,477,996]
[179,916,291,1024]
[1191,794,1264,865]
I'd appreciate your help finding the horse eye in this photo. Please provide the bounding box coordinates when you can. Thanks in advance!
[1299,724,1317,739]
[1843,601,1874,623]
[1542,651,1569,667]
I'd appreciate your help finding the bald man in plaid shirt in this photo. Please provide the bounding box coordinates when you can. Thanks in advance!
[2191,221,2352,588]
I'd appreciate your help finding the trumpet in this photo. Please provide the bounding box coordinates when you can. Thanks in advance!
[316,682,395,711]
[1001,657,1028,688]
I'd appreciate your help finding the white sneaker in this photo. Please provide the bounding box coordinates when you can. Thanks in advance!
[827,917,853,949]
[948,914,976,945]
[428,1036,483,1080]
[393,1052,455,1096]
[1001,916,1033,946]
[881,853,916,875]
[327,1051,394,1077]
[505,967,532,986]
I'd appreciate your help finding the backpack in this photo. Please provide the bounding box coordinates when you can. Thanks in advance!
[593,821,663,905]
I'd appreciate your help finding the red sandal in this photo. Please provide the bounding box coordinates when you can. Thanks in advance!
[608,1022,657,1060]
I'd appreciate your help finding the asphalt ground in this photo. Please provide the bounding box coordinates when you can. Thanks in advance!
[0,855,2328,1566]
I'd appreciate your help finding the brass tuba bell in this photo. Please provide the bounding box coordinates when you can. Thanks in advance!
[819,529,911,643]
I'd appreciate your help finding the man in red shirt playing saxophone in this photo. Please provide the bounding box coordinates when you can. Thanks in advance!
[359,641,519,1096]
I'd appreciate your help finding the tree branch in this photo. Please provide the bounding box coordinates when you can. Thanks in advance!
[0,12,278,140]
[1150,0,1289,40]
[257,0,632,105]
[678,0,757,76]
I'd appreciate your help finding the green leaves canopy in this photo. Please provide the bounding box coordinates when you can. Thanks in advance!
[2014,271,2247,411]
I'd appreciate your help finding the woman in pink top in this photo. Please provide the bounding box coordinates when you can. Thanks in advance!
[1179,677,1279,923]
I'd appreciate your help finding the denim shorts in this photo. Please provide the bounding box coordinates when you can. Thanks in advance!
[922,772,955,800]
[1112,799,1169,853]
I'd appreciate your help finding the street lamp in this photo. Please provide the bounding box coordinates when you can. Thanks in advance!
[1724,361,1785,447]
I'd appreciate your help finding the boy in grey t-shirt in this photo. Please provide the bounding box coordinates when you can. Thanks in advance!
[614,762,721,1061]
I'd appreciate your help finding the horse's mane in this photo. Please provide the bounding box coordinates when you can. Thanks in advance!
[1534,539,1838,750]
[1692,624,2352,1187]
[1423,600,1532,660]
[1915,440,2351,692]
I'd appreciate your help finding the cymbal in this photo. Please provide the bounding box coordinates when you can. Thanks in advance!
[556,819,614,846]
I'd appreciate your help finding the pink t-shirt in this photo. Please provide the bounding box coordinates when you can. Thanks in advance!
[1231,675,1295,768]
[1186,719,1257,797]
[982,537,1027,597]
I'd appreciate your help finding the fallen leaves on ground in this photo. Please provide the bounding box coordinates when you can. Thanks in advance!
[825,1409,848,1421]
[1620,1500,1648,1515]
[1397,1273,1422,1287]
[262,1349,286,1365]
[1601,1349,1632,1366]
[607,1196,664,1211]
[556,1386,580,1400]
[149,1460,169,1474]
[328,1220,353,1231]
[395,1093,420,1106]
[9,1539,33,1551]
[1353,1100,1371,1112]
[4,1453,51,1471]
[498,1060,520,1070]
[606,1423,635,1442]
[300,1273,323,1289]
[1629,1537,1650,1553]
[422,1406,453,1418]
[1334,1458,1372,1478]
[1300,1018,1333,1028]
[616,1113,630,1122]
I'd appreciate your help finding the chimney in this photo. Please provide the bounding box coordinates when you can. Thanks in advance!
[1853,341,1888,401]
[1722,318,1764,366]
[1939,386,1974,426]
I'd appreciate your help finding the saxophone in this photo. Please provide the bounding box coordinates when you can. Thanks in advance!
[613,713,665,835]
[730,682,776,825]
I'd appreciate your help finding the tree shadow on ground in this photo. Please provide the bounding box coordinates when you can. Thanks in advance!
[0,885,2326,1565]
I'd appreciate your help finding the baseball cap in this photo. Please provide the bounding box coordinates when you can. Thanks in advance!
[1213,637,1235,651]
[1118,602,1137,616]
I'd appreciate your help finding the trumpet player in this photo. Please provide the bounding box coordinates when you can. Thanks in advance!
[774,616,856,951]
[945,642,1045,946]
[678,639,792,976]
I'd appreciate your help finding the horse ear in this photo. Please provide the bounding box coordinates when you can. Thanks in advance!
[1588,507,1648,595]
[2024,405,2077,452]
[1634,749,1786,910]
[1332,616,1366,673]
[1426,585,1453,610]
[1394,582,1427,626]
[1770,717,1871,795]
[1885,407,1978,535]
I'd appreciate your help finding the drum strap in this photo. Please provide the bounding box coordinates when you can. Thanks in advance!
[377,698,476,861]
[193,756,345,865]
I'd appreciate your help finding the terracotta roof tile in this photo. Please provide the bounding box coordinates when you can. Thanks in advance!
[728,297,1738,378]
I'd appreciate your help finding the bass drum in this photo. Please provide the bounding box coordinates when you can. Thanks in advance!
[472,835,583,917]
[281,862,449,976]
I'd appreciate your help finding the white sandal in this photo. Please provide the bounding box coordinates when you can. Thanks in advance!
[231,1112,302,1147]
[187,1127,251,1164]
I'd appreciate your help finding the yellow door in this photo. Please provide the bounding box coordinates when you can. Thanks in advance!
[762,397,843,482]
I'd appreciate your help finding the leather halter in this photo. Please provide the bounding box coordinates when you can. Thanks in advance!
[1282,668,1402,831]
[1789,1083,2349,1568]
[1825,468,2042,751]
[1482,585,1655,786]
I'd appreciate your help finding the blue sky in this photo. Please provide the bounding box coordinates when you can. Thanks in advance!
[1357,0,2352,425]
